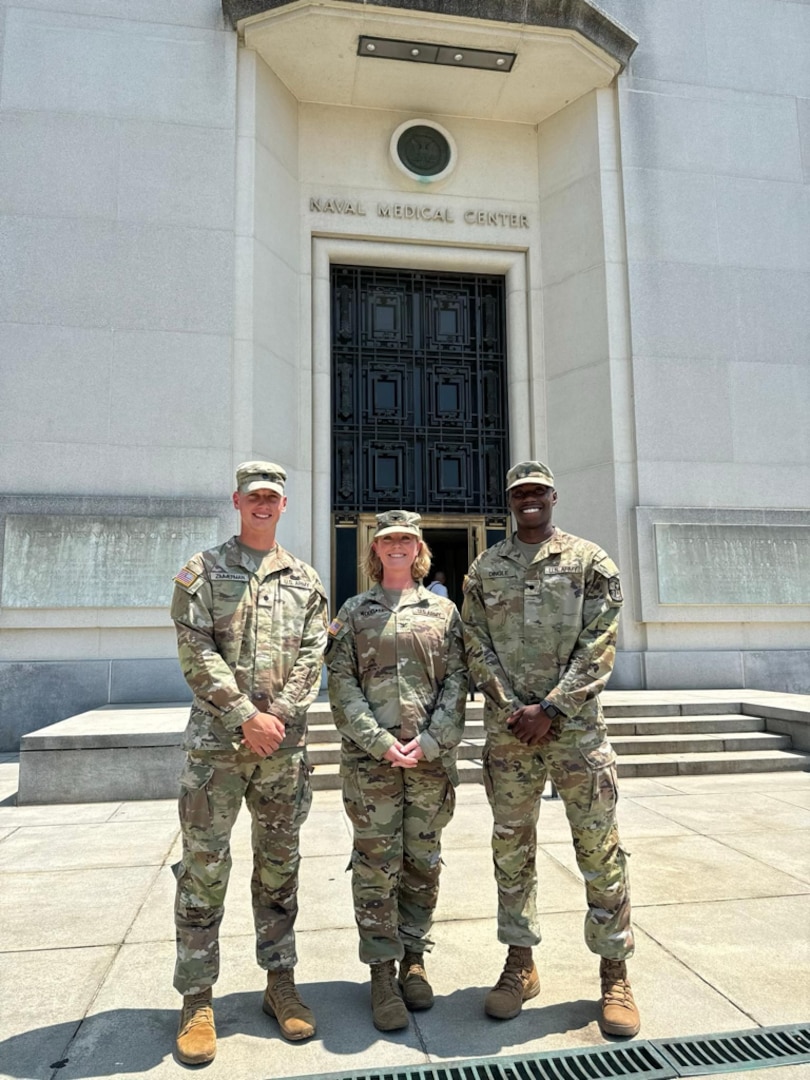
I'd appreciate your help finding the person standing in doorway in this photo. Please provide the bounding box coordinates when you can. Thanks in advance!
[461,461,638,1037]
[326,511,467,1032]
[170,461,328,1064]
[426,570,449,598]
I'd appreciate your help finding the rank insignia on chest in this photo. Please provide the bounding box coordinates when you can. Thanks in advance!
[174,566,199,589]
[327,617,344,637]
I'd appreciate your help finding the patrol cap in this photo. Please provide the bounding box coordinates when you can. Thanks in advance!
[373,509,422,539]
[506,460,555,492]
[235,460,286,496]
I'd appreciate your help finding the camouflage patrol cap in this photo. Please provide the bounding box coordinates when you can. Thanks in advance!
[506,460,555,491]
[373,510,422,538]
[235,460,286,496]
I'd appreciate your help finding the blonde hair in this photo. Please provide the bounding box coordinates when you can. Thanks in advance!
[362,538,433,584]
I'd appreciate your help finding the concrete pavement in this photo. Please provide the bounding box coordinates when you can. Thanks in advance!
[1,754,809,1080]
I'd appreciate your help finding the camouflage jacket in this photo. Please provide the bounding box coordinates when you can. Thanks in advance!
[325,583,467,781]
[461,529,622,733]
[171,536,328,751]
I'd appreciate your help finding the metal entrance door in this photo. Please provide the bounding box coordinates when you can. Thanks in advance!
[331,264,510,608]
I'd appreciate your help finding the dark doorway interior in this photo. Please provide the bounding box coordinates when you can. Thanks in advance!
[422,527,468,609]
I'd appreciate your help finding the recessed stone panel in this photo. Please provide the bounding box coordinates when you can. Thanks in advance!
[1,515,219,608]
[655,524,810,606]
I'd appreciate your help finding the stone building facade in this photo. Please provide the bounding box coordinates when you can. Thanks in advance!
[0,0,808,748]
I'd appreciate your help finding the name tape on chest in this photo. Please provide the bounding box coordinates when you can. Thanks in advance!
[210,571,250,582]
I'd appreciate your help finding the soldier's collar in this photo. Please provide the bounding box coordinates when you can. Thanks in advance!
[224,536,293,576]
[505,527,563,562]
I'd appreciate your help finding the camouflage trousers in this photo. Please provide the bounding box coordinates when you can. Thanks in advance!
[342,755,456,965]
[483,725,633,960]
[173,745,312,994]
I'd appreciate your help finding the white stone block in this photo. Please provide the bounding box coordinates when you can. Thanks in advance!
[117,121,235,230]
[623,167,719,265]
[250,345,299,466]
[798,98,810,185]
[729,268,810,366]
[252,241,299,359]
[548,463,620,564]
[633,358,734,463]
[645,650,745,690]
[618,0,709,86]
[0,112,117,220]
[715,177,810,272]
[3,0,224,30]
[620,86,803,183]
[730,363,810,465]
[111,223,234,334]
[543,266,608,377]
[536,92,599,199]
[703,0,810,98]
[254,142,299,268]
[636,461,810,510]
[0,441,233,498]
[0,215,115,327]
[627,262,735,360]
[109,331,232,448]
[1,7,236,127]
[255,52,300,177]
[0,323,112,445]
[540,172,605,287]
[546,362,614,473]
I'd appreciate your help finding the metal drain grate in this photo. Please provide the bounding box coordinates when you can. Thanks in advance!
[654,1023,810,1075]
[299,1025,810,1080]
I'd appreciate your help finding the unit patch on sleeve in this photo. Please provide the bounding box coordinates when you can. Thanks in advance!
[327,617,344,637]
[608,577,623,602]
[173,566,199,589]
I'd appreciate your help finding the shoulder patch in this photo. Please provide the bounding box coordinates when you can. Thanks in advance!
[462,574,472,594]
[174,566,199,590]
[327,617,344,637]
[608,577,623,603]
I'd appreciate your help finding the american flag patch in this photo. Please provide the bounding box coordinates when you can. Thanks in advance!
[174,566,199,588]
[327,617,344,636]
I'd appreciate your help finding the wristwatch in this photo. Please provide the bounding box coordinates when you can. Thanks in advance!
[540,699,561,720]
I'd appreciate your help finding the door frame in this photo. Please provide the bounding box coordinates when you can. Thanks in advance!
[312,237,535,603]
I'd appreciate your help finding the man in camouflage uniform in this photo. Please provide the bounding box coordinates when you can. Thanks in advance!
[326,510,467,1031]
[170,461,328,1064]
[462,462,639,1037]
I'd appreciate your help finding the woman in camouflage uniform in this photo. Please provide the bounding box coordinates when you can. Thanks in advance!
[325,510,467,1032]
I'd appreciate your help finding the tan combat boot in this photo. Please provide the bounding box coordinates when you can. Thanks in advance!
[263,968,316,1040]
[398,951,434,1010]
[484,945,540,1019]
[176,988,216,1065]
[370,959,409,1031]
[599,958,640,1037]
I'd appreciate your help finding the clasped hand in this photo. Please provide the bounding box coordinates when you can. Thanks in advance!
[507,703,554,746]
[383,739,425,768]
[241,710,285,757]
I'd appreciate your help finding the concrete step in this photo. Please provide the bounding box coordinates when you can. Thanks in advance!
[606,714,764,736]
[16,691,810,803]
[611,731,792,755]
[618,749,810,777]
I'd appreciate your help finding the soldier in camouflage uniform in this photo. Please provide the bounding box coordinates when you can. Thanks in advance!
[326,510,467,1032]
[462,462,639,1037]
[170,461,328,1065]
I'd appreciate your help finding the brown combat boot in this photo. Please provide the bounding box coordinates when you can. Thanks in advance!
[484,946,540,1019]
[176,988,216,1064]
[370,960,409,1031]
[599,958,640,1037]
[263,968,316,1040]
[398,951,434,1010]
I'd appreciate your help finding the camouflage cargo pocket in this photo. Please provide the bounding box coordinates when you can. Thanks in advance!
[580,739,618,813]
[178,758,215,830]
[293,756,313,828]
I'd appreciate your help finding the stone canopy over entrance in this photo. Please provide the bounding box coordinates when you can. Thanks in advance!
[223,0,637,124]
